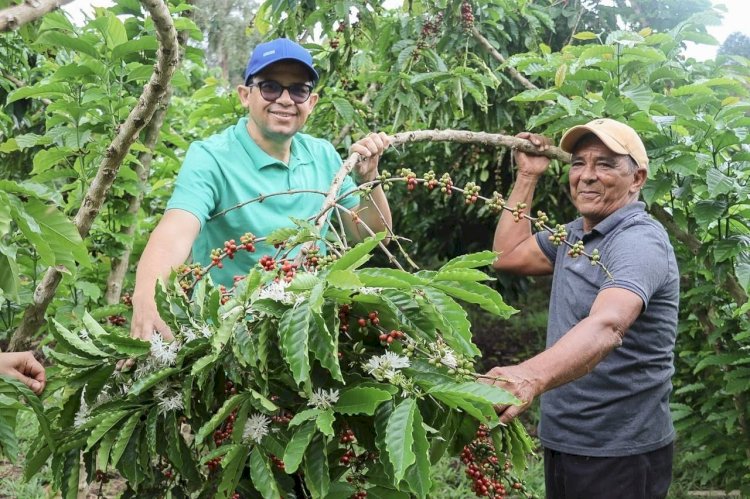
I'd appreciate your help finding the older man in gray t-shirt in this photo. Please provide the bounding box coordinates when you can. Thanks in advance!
[485,119,678,499]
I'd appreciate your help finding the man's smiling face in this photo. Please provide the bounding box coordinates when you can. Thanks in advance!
[569,135,647,231]
[239,61,318,144]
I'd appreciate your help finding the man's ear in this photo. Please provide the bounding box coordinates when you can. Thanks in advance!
[630,167,648,193]
[237,85,251,107]
[307,92,319,110]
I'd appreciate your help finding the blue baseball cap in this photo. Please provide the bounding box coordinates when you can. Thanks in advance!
[244,38,319,85]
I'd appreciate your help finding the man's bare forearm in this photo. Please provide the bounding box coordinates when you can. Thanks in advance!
[493,173,539,258]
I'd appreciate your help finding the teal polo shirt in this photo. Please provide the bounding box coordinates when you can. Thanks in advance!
[166,117,359,287]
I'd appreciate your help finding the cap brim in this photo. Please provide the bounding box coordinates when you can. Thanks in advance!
[246,59,319,84]
[560,125,630,156]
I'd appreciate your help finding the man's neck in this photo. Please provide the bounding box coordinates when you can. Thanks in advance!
[246,121,292,164]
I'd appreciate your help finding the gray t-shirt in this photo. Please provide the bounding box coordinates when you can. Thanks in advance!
[534,202,679,457]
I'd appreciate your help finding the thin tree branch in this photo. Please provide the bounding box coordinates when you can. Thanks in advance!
[1,72,52,105]
[0,0,73,32]
[471,26,551,99]
[314,129,570,236]
[10,0,179,351]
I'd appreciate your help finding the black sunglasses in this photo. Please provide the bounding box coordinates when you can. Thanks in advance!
[247,80,314,104]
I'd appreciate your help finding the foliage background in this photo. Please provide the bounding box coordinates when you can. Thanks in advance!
[1,0,749,495]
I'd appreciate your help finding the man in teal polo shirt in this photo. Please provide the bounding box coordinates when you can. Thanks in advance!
[129,38,392,344]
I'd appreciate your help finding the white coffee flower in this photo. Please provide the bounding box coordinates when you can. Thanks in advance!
[357,287,382,295]
[200,324,213,338]
[363,351,411,381]
[440,348,458,370]
[258,280,293,303]
[308,388,340,410]
[73,390,90,428]
[157,393,184,415]
[150,332,180,366]
[133,358,158,381]
[243,413,271,444]
[180,325,198,343]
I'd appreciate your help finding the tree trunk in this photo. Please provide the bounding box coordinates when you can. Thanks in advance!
[9,0,179,351]
[104,92,171,304]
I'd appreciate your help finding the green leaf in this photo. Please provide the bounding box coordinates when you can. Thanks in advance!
[433,268,493,282]
[8,196,54,268]
[213,304,243,352]
[303,432,330,498]
[61,449,81,499]
[430,281,517,318]
[310,313,343,382]
[430,381,520,406]
[279,301,312,390]
[111,35,158,59]
[109,411,140,467]
[289,408,320,427]
[249,389,278,412]
[356,267,429,288]
[283,420,316,473]
[196,393,250,443]
[0,376,54,451]
[103,12,128,48]
[404,407,431,498]
[510,88,558,102]
[440,251,498,271]
[96,332,151,357]
[385,397,417,482]
[572,31,598,40]
[693,200,727,227]
[333,97,355,122]
[327,269,364,289]
[128,367,179,396]
[706,168,735,197]
[25,199,90,269]
[218,444,250,498]
[0,249,19,300]
[316,409,335,437]
[51,319,109,358]
[6,83,69,103]
[328,232,386,271]
[249,447,282,498]
[34,31,98,57]
[419,287,480,357]
[335,387,392,415]
[190,353,218,375]
[85,409,133,451]
[622,84,654,112]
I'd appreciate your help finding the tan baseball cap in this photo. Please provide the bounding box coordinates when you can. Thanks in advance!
[559,118,649,170]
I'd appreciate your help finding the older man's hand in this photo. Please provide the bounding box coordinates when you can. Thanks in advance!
[514,132,552,179]
[479,364,542,424]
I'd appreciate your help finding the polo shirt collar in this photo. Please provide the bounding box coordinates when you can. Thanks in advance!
[234,118,313,171]
[577,201,645,238]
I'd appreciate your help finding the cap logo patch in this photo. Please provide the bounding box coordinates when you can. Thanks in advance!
[262,50,276,57]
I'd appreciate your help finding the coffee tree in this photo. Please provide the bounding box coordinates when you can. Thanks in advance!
[2,0,750,496]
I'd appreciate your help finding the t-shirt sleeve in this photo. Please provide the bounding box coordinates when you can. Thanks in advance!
[166,143,222,229]
[535,229,558,264]
[599,223,671,309]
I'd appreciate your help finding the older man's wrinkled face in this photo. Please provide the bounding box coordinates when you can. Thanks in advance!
[569,135,647,231]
